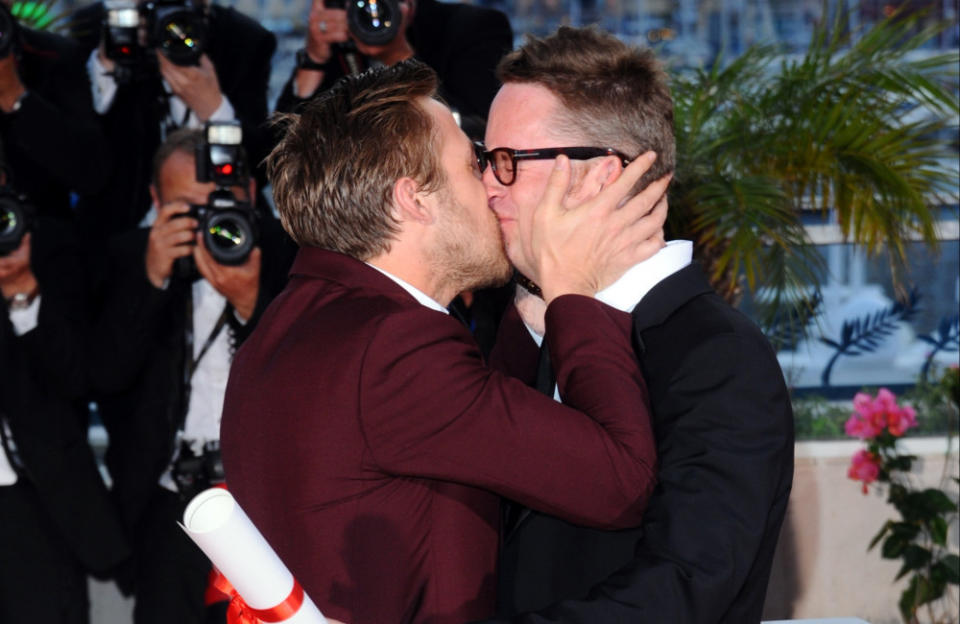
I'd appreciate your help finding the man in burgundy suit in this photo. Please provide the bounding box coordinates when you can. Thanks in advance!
[221,59,671,624]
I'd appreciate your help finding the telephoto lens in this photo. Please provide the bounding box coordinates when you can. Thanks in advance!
[194,190,259,266]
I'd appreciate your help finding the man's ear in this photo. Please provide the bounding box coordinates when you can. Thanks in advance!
[149,184,160,209]
[391,177,435,225]
[571,155,624,201]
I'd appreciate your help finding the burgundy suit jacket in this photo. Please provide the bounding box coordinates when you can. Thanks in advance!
[220,248,656,624]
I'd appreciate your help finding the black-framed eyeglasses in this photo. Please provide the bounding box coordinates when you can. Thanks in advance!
[474,142,631,186]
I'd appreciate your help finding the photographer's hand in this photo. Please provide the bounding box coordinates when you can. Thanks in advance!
[159,53,223,122]
[0,55,26,113]
[145,202,197,289]
[194,236,260,322]
[295,1,350,97]
[0,233,37,301]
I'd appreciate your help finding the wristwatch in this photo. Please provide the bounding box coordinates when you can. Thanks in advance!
[295,48,329,71]
[5,288,38,311]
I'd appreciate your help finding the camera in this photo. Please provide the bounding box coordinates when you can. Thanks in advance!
[327,0,402,47]
[171,439,225,501]
[0,186,33,256]
[0,3,20,60]
[102,0,206,81]
[177,121,258,275]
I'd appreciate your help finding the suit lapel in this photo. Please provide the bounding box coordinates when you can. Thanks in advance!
[632,263,714,334]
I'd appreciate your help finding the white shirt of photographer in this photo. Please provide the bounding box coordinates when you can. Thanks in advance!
[158,278,237,492]
[86,49,237,133]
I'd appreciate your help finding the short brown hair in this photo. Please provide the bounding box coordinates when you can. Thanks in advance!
[497,26,674,192]
[267,60,444,258]
[152,127,203,188]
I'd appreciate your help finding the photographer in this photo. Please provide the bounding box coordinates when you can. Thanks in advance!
[87,127,293,624]
[277,0,512,138]
[0,152,129,622]
[70,0,275,240]
[0,0,112,218]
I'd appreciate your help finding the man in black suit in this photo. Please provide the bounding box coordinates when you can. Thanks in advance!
[0,2,111,218]
[0,161,129,622]
[87,128,294,624]
[70,0,275,239]
[276,0,512,139]
[477,27,795,623]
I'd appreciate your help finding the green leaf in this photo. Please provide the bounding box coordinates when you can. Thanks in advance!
[921,488,959,514]
[882,533,909,559]
[929,516,948,547]
[868,520,893,550]
[941,554,960,585]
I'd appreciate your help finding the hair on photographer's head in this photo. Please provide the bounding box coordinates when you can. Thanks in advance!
[267,59,444,260]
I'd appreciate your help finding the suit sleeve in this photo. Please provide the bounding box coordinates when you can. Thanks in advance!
[5,36,112,195]
[480,331,795,623]
[358,295,657,529]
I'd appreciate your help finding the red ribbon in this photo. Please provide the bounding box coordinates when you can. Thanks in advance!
[212,570,305,624]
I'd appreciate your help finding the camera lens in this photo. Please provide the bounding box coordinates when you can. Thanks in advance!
[347,0,401,47]
[0,199,26,255]
[203,210,256,265]
[154,6,205,66]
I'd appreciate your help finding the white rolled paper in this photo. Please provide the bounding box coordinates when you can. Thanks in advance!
[182,487,328,624]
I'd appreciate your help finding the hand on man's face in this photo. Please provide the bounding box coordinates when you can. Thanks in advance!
[193,234,260,322]
[145,201,197,289]
[158,53,223,121]
[517,153,671,303]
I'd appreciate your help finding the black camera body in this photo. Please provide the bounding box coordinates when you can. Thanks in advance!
[103,0,206,82]
[175,121,258,278]
[171,439,225,501]
[0,186,34,256]
[0,3,20,60]
[327,0,402,47]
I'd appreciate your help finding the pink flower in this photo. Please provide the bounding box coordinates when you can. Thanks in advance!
[845,412,881,439]
[848,449,881,494]
[845,388,918,439]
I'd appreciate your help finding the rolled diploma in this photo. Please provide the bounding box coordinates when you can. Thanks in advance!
[182,487,328,623]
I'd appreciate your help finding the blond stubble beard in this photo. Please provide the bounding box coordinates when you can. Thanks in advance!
[428,187,513,295]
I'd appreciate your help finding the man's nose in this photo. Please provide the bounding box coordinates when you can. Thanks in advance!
[482,165,504,201]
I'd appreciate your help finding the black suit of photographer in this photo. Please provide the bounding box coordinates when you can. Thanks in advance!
[276,0,512,137]
[0,218,129,623]
[0,25,112,219]
[86,212,293,623]
[69,3,276,240]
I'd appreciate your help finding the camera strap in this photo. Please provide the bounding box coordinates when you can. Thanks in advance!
[179,292,231,430]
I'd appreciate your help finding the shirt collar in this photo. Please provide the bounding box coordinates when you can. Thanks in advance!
[595,240,693,313]
[365,263,449,315]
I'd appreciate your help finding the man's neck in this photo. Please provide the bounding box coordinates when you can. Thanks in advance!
[366,253,455,308]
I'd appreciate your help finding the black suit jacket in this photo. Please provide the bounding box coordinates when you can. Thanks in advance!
[485,263,794,624]
[87,216,295,529]
[0,218,129,572]
[0,27,111,218]
[69,3,276,238]
[275,0,512,137]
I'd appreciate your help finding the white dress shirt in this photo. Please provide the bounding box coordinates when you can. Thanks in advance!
[525,240,693,400]
[86,49,237,130]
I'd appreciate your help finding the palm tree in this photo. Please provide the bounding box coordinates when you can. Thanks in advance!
[668,4,959,340]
